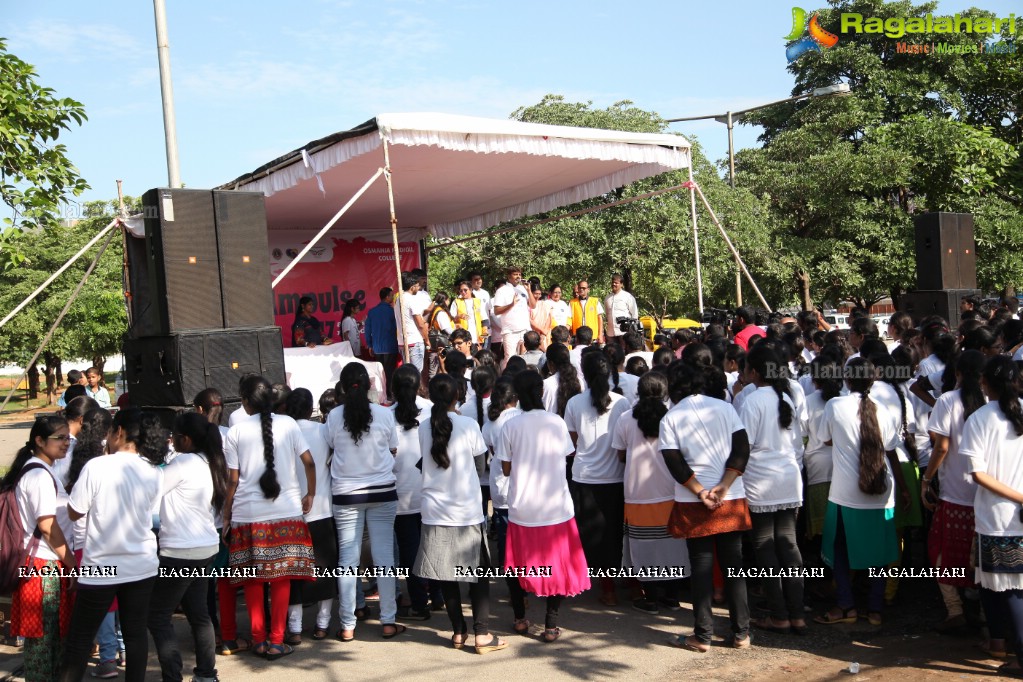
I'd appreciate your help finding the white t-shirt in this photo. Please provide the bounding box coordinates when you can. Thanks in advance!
[417,414,487,527]
[224,413,310,523]
[658,395,747,503]
[158,452,219,551]
[50,439,73,489]
[821,394,900,510]
[542,371,587,414]
[739,386,803,508]
[961,400,1023,536]
[804,391,834,485]
[604,290,639,338]
[297,420,333,522]
[16,460,72,561]
[871,381,916,464]
[732,382,756,415]
[916,354,945,401]
[614,371,639,406]
[413,290,432,316]
[493,282,530,333]
[483,407,521,510]
[496,410,575,527]
[341,316,361,356]
[392,396,431,515]
[328,402,398,495]
[564,391,630,484]
[927,390,981,506]
[624,351,655,368]
[612,409,674,504]
[549,300,571,328]
[472,287,491,308]
[68,451,161,585]
[394,291,424,345]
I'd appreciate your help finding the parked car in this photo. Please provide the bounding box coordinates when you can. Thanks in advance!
[824,312,849,330]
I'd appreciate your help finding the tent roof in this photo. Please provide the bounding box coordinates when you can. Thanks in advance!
[219,113,691,239]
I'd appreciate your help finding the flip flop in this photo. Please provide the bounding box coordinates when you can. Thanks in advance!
[814,607,857,624]
[382,623,407,639]
[474,634,509,655]
[217,638,251,655]
[670,635,709,653]
[866,612,882,626]
[752,618,791,634]
[265,643,294,661]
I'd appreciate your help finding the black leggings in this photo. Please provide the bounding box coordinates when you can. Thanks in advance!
[572,482,625,571]
[750,509,805,621]
[686,532,749,644]
[506,577,565,630]
[439,579,490,636]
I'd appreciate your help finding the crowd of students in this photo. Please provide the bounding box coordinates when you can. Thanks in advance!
[6,270,1023,680]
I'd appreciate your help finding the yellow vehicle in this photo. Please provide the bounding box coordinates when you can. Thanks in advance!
[640,315,702,348]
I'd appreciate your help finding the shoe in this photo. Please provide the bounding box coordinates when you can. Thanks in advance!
[731,634,752,649]
[285,631,302,645]
[312,629,329,640]
[216,638,251,655]
[396,605,432,621]
[430,600,446,612]
[90,661,119,678]
[116,650,125,667]
[658,597,682,612]
[934,614,968,635]
[671,635,709,653]
[632,598,659,615]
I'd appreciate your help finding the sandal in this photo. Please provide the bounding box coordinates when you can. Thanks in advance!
[790,622,809,636]
[355,607,370,621]
[541,627,561,643]
[513,618,531,635]
[381,623,407,639]
[312,628,328,640]
[731,634,752,649]
[671,635,709,653]
[452,629,467,650]
[866,612,882,626]
[252,641,269,657]
[217,638,251,655]
[336,629,355,643]
[265,643,294,661]
[752,617,791,635]
[285,632,302,646]
[977,642,1008,659]
[474,634,509,655]
[814,607,857,624]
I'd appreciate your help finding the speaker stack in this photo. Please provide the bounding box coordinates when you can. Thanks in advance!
[122,188,285,411]
[899,212,980,329]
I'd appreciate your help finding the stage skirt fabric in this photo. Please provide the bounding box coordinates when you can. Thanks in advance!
[927,501,976,588]
[667,498,752,540]
[623,501,689,580]
[822,502,899,570]
[977,534,1023,592]
[505,518,590,597]
[289,516,340,604]
[414,522,490,583]
[228,516,315,585]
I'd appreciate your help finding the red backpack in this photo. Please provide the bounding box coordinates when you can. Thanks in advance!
[0,462,57,595]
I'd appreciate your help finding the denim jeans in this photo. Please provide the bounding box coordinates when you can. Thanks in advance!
[334,500,398,630]
[96,611,121,663]
[147,554,218,682]
[404,344,425,373]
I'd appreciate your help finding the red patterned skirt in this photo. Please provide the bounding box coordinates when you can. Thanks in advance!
[928,501,977,588]
[10,557,74,638]
[227,516,316,585]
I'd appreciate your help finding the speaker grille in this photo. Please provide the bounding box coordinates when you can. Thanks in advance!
[214,191,274,329]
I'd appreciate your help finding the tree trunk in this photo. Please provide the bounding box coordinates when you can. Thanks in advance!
[43,352,58,406]
[797,270,812,311]
[91,356,106,375]
[56,358,63,386]
[27,362,39,400]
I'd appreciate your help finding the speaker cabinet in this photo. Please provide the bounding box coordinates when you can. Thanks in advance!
[899,289,981,330]
[123,327,285,407]
[213,190,274,328]
[914,212,976,290]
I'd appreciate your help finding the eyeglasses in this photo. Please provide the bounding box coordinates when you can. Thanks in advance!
[459,289,470,293]
[453,340,468,346]
[48,435,71,442]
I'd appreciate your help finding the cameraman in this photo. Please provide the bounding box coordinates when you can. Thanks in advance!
[604,273,639,350]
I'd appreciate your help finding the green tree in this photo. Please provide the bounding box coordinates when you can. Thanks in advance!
[0,38,89,270]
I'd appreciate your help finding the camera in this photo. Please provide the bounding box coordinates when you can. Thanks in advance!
[617,316,642,334]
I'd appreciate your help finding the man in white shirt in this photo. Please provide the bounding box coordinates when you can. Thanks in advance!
[411,268,432,316]
[604,274,639,349]
[492,265,536,369]
[394,271,431,375]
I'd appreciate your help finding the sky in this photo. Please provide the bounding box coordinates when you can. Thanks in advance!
[3,0,1019,212]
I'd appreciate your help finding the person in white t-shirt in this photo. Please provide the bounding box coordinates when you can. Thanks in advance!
[222,377,316,660]
[659,361,752,652]
[959,357,1023,660]
[327,363,402,641]
[497,371,590,643]
[340,299,362,357]
[548,284,571,329]
[148,412,227,682]
[492,266,536,370]
[815,358,905,627]
[803,359,844,543]
[282,389,339,642]
[390,364,443,620]
[542,343,584,416]
[481,378,518,571]
[469,272,492,344]
[3,416,75,680]
[63,408,166,682]
[564,350,630,606]
[413,374,507,654]
[738,345,806,635]
[394,271,431,375]
[604,344,639,406]
[604,274,639,349]
[921,350,986,635]
[611,372,687,615]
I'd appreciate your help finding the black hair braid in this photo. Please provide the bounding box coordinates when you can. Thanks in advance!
[893,383,918,462]
[257,408,281,500]
[582,351,612,415]
[392,364,423,431]
[137,412,169,466]
[956,349,986,420]
[340,363,373,444]
[633,372,668,439]
[428,374,458,469]
[985,357,1023,436]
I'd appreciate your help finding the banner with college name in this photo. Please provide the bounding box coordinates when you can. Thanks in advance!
[269,234,422,346]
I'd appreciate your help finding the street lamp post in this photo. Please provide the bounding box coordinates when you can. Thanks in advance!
[666,83,851,304]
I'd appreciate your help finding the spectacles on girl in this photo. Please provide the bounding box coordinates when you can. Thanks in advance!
[48,435,71,442]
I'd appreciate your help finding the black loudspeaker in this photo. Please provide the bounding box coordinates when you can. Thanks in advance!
[132,189,225,336]
[213,190,274,328]
[914,212,976,290]
[899,289,981,329]
[123,327,285,407]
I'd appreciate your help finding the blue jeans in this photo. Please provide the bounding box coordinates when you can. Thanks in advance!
[334,500,398,630]
[405,344,424,373]
[492,508,509,570]
[96,611,122,662]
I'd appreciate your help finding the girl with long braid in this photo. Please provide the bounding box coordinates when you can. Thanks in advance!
[815,359,907,626]
[222,375,316,660]
[542,342,583,416]
[961,356,1023,675]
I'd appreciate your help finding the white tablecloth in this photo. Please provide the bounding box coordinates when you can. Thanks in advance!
[283,344,386,405]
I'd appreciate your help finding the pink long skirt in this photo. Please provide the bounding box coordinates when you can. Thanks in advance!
[505,518,590,597]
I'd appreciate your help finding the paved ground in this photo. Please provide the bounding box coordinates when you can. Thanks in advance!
[0,419,34,470]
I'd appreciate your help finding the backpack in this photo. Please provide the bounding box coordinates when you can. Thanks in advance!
[0,462,57,595]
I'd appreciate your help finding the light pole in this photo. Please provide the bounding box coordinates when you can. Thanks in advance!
[666,83,851,303]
